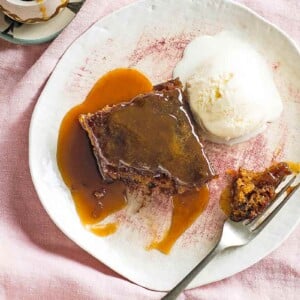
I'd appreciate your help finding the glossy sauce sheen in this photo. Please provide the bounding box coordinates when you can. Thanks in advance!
[287,161,300,174]
[57,68,210,252]
[219,185,232,217]
[57,69,152,234]
[149,185,209,254]
[80,80,214,191]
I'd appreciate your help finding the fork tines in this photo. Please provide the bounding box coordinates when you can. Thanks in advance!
[245,174,300,232]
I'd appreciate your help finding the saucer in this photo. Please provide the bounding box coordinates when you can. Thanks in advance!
[0,0,84,45]
[0,0,69,24]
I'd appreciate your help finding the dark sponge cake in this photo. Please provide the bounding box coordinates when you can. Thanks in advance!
[230,162,292,222]
[79,78,215,195]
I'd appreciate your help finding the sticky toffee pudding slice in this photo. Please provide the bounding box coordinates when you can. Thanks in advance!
[230,162,292,222]
[79,79,215,195]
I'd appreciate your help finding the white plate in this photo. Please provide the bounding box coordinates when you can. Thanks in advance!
[29,0,300,291]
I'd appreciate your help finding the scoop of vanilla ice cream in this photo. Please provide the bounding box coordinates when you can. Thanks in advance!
[174,31,283,144]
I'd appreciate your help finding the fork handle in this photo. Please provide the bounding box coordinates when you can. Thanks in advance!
[161,241,224,300]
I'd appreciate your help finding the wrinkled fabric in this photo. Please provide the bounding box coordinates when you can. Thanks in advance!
[0,0,299,299]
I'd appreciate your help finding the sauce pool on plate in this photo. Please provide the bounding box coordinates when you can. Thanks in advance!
[57,68,152,235]
[57,68,210,253]
[149,185,209,254]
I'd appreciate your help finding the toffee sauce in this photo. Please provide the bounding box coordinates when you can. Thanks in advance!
[57,68,209,253]
[219,186,232,217]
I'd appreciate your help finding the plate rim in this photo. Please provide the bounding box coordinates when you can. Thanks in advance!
[28,0,300,291]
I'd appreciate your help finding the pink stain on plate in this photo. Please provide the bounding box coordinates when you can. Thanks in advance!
[108,33,292,252]
[65,32,291,254]
[288,84,300,103]
[128,32,195,81]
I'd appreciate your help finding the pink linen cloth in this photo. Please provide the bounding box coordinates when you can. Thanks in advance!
[0,0,299,299]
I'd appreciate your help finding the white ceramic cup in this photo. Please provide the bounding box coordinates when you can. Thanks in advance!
[0,0,69,24]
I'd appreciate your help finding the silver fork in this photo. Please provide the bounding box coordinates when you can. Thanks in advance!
[162,174,300,300]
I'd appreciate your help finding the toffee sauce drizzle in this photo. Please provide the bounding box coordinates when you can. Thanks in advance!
[57,68,209,253]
